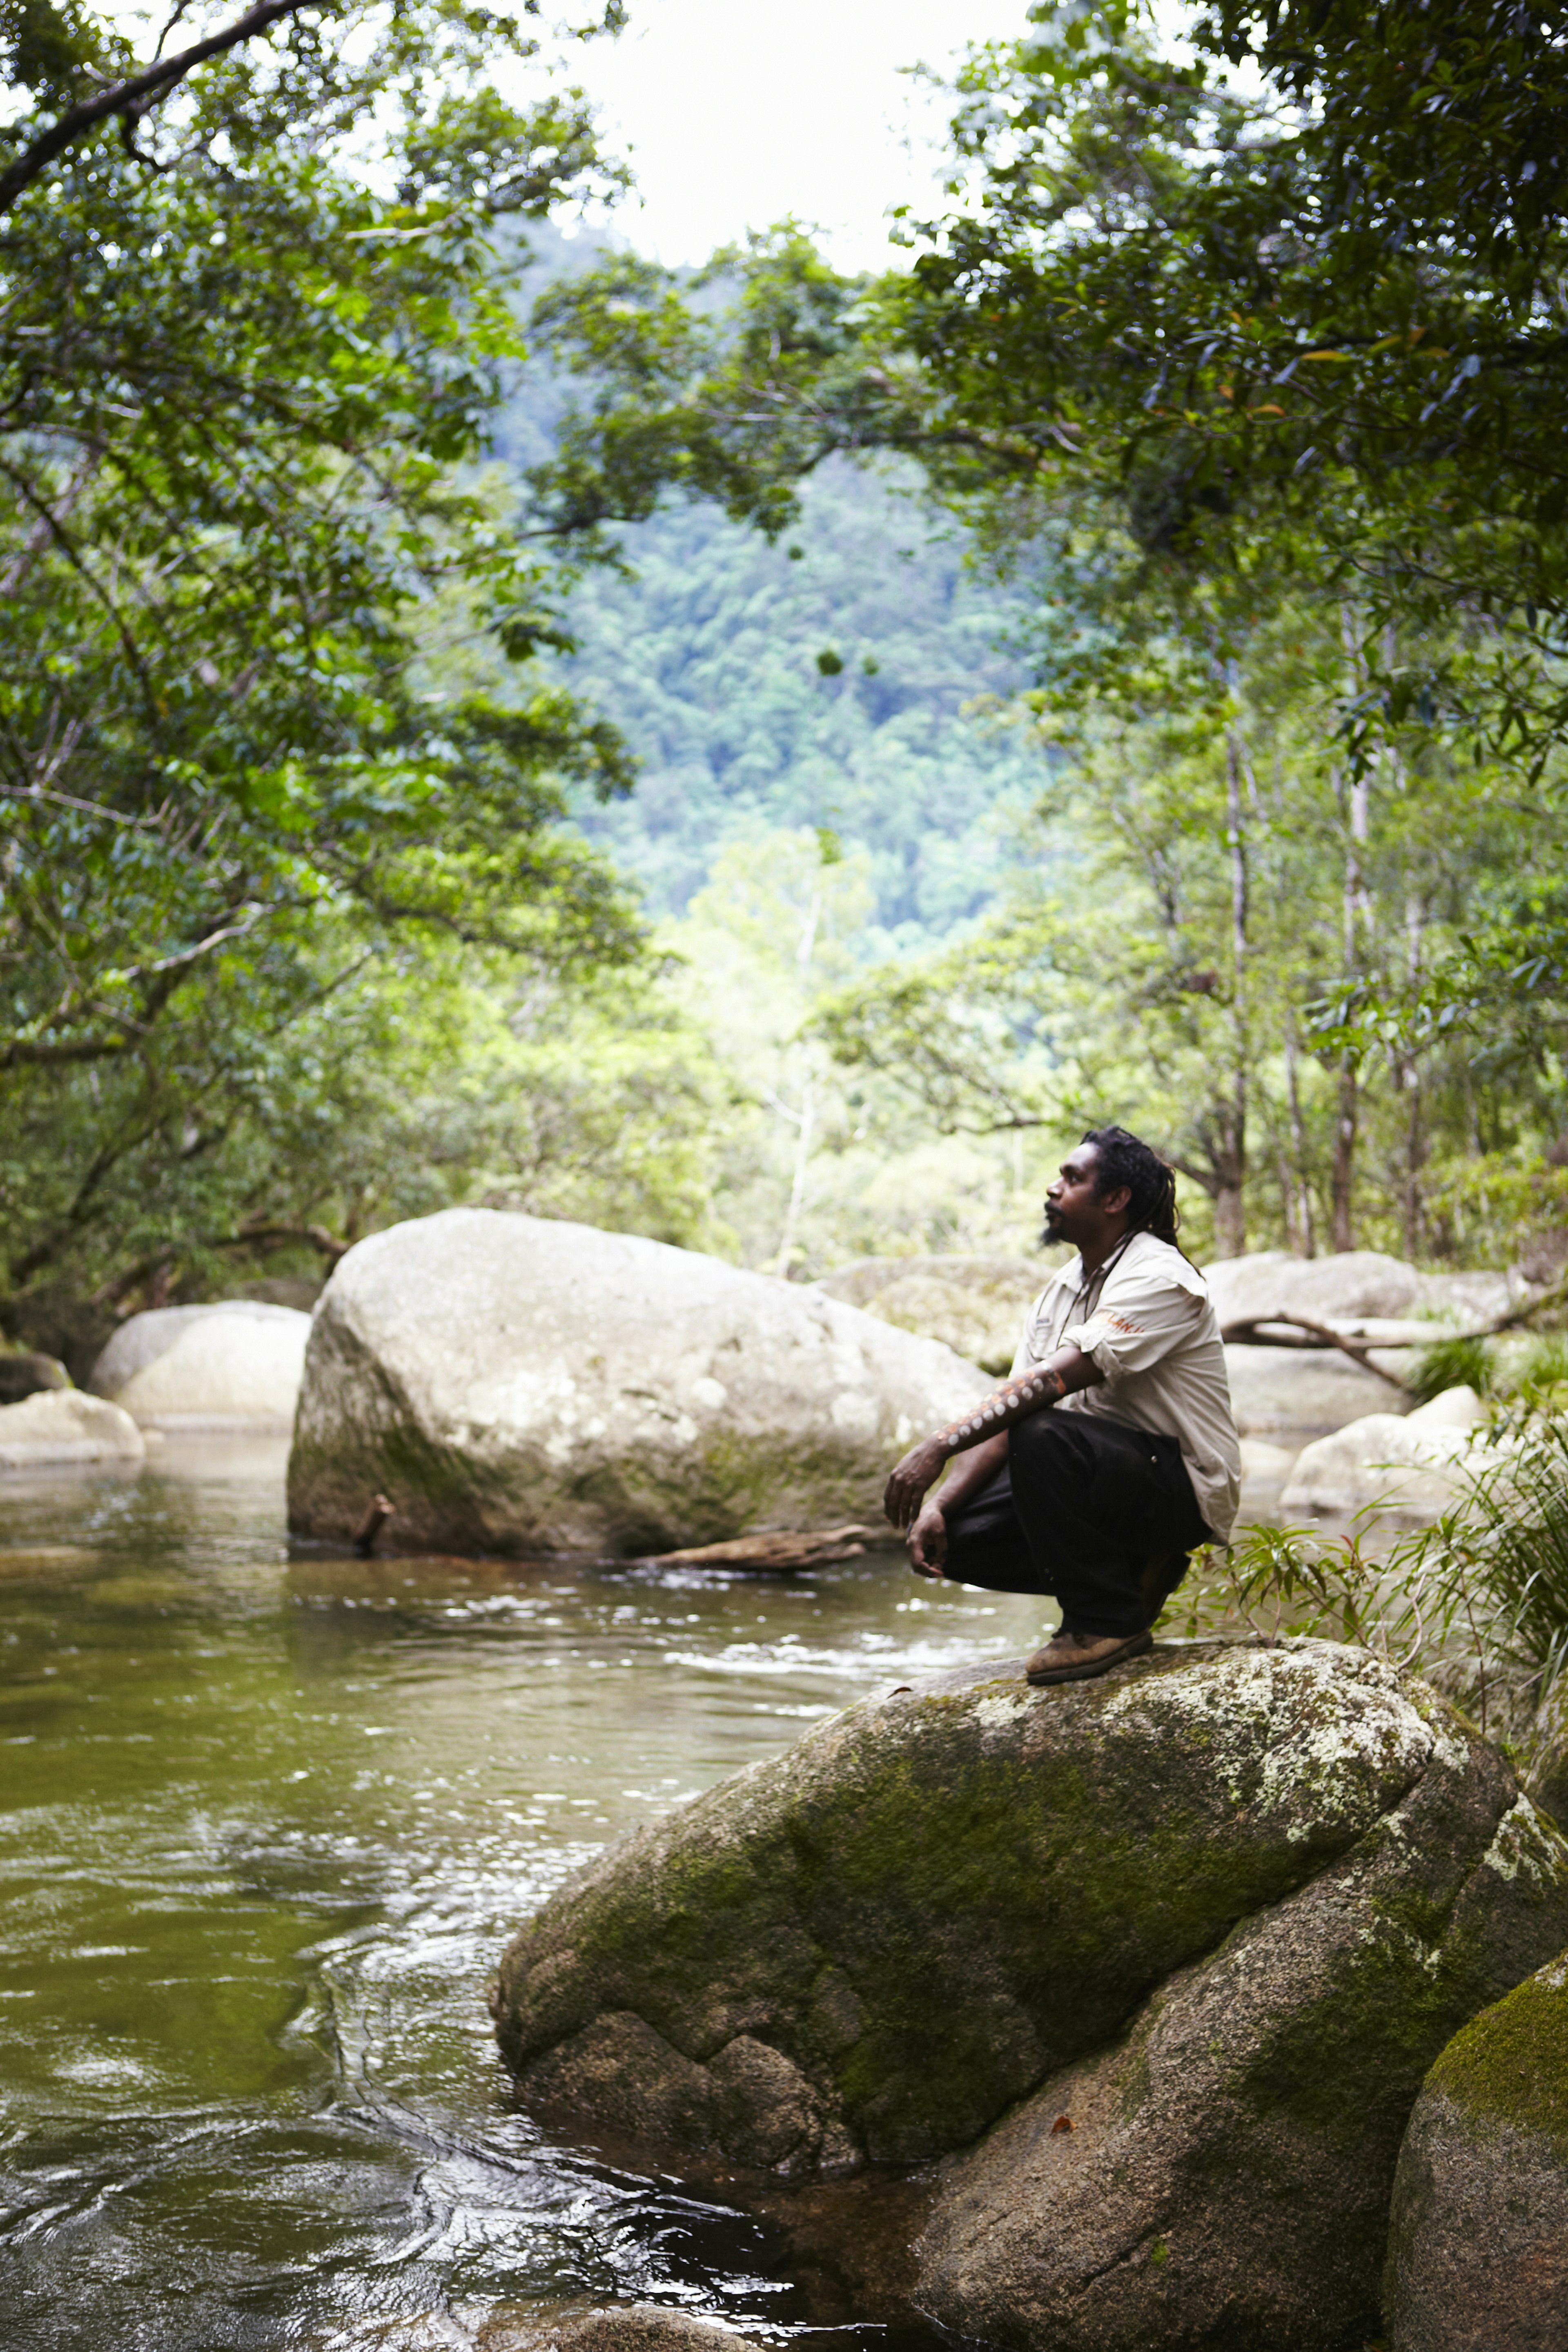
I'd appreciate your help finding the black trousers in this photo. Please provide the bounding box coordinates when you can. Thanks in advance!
[941,1411,1212,1639]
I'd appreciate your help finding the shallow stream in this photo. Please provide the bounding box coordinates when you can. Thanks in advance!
[0,1441,1046,2350]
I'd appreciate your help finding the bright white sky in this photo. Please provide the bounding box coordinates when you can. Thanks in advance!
[560,0,1036,272]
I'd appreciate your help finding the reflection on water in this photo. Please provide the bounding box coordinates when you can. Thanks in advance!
[0,1440,1047,2351]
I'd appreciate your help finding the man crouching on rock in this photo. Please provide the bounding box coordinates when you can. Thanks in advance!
[883,1125,1241,1688]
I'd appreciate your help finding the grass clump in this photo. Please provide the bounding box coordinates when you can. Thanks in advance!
[1520,1336,1568,1402]
[1409,1333,1494,1405]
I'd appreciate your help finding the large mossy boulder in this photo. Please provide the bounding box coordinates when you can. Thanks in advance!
[288,1208,988,1556]
[1384,1950,1568,2352]
[492,1641,1568,2352]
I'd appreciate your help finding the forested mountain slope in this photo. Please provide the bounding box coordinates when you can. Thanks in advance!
[554,462,1048,941]
[496,234,1051,945]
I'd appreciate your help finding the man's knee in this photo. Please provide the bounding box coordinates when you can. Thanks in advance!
[1008,1409,1094,1485]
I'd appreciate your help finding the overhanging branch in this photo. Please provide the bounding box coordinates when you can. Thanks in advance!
[0,0,316,217]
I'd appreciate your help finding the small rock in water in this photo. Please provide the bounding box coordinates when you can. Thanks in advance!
[0,1389,144,1467]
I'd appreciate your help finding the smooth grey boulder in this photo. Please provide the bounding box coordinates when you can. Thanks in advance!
[0,1388,144,1468]
[1278,1386,1493,1523]
[813,1255,1047,1374]
[1206,1246,1429,1327]
[1385,1950,1568,2352]
[492,1640,1568,2352]
[89,1300,310,1429]
[288,1208,989,1556]
[1223,1339,1402,1437]
[1205,1249,1515,1333]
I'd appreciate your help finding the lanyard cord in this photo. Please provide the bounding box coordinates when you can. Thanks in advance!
[1046,1229,1140,1354]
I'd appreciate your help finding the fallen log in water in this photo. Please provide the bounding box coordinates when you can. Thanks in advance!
[630,1524,900,1572]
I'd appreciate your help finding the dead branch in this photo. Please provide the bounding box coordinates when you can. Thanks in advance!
[1221,1312,1412,1392]
[352,1494,396,1557]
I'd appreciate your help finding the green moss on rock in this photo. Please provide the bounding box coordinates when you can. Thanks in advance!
[1423,1948,1568,2158]
[492,1640,1556,2188]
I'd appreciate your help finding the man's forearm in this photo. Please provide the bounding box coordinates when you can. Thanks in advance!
[934,1344,1100,1458]
[884,1343,1104,1532]
[930,1429,1009,1514]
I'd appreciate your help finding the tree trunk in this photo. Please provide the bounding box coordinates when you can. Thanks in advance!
[1401,893,1426,1259]
[1401,1063,1425,1260]
[1284,1019,1315,1255]
[1332,1054,1358,1253]
[1214,1179,1247,1260]
[1222,725,1250,1257]
[1332,697,1370,1253]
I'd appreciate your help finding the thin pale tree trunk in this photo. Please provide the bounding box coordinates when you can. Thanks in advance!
[1284,1017,1315,1255]
[1222,724,1251,1256]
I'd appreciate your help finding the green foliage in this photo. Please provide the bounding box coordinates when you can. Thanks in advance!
[1424,1154,1568,1271]
[1523,1338,1568,1398]
[521,225,926,553]
[510,2,1568,1071]
[804,584,1568,1259]
[1167,1413,1568,1736]
[647,827,1042,1278]
[550,457,1050,935]
[0,0,657,1330]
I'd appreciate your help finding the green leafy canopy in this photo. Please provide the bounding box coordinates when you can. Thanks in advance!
[0,0,648,1322]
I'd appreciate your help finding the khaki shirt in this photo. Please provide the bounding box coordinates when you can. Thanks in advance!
[1011,1230,1242,1542]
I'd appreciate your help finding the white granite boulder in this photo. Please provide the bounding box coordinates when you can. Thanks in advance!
[1279,1387,1491,1522]
[287,1208,991,1556]
[1224,1342,1405,1439]
[0,1389,145,1468]
[814,1256,1047,1374]
[1206,1248,1428,1329]
[1205,1251,1515,1335]
[89,1301,310,1431]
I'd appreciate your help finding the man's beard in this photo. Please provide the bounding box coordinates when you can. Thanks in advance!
[1040,1203,1066,1247]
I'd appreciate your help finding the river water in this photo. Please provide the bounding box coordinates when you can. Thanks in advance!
[0,1440,1047,2351]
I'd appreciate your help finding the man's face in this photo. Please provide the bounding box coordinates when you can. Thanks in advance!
[1041,1144,1126,1247]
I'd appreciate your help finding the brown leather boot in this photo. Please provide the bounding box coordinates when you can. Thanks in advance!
[1024,1626,1154,1685]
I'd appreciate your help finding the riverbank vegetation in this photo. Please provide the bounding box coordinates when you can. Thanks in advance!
[5,0,1568,1357]
[1168,1407,1568,1775]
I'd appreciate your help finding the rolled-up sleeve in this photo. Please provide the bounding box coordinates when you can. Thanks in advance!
[1061,1265,1206,1387]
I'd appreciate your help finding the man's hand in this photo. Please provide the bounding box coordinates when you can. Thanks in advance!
[906,1501,948,1579]
[883,1435,951,1530]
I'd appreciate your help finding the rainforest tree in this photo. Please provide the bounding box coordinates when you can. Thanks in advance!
[0,0,659,1339]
